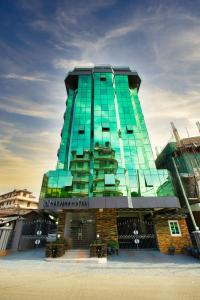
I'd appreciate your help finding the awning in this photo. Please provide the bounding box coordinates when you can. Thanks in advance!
[0,216,19,225]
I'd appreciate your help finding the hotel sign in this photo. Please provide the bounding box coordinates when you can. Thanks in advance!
[39,196,180,210]
[41,198,89,210]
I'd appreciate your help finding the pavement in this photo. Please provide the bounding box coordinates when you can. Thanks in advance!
[0,248,200,300]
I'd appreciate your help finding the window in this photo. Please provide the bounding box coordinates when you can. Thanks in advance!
[78,125,85,134]
[105,174,115,186]
[126,125,133,134]
[65,176,73,187]
[102,123,110,132]
[144,175,153,187]
[100,76,106,81]
[77,148,83,158]
[168,220,181,236]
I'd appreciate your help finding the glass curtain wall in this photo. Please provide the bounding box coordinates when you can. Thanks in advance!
[40,68,175,199]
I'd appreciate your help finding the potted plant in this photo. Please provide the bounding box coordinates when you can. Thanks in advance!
[46,238,65,258]
[107,240,119,255]
[90,240,107,258]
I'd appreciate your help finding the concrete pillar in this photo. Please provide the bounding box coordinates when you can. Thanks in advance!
[57,211,65,239]
[64,212,71,239]
[96,209,118,243]
[11,219,23,251]
[138,212,146,233]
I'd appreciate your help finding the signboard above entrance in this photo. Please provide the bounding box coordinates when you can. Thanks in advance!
[39,196,180,210]
[42,198,89,210]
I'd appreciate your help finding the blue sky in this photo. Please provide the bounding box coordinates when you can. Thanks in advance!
[0,0,200,196]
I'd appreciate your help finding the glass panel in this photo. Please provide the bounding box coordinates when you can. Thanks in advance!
[77,148,83,156]
[105,174,115,186]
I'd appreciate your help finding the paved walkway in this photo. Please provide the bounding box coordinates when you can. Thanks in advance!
[0,249,200,300]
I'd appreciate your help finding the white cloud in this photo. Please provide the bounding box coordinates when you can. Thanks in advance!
[140,85,200,148]
[1,73,48,82]
[54,59,94,70]
[0,96,60,119]
[0,121,59,195]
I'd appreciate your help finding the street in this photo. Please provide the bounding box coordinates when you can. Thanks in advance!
[0,249,200,300]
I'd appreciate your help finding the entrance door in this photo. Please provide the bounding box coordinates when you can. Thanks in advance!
[117,216,157,249]
[70,213,96,249]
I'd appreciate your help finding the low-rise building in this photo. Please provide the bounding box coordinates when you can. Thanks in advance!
[0,189,38,216]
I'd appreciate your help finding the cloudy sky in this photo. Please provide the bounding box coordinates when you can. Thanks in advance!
[0,0,200,196]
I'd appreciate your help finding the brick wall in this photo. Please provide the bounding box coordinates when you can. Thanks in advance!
[154,217,192,254]
[95,209,118,243]
[57,211,65,239]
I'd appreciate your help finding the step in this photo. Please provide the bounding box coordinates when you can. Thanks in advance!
[45,249,107,264]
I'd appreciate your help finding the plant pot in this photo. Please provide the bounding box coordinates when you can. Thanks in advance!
[90,243,107,258]
[46,243,65,258]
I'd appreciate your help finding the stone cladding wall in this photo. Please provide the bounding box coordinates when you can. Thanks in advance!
[57,211,65,239]
[154,217,192,254]
[95,209,118,243]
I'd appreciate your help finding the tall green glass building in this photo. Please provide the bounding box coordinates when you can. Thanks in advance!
[40,66,190,252]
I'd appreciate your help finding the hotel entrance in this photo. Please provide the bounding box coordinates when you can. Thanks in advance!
[64,211,96,249]
[117,211,157,249]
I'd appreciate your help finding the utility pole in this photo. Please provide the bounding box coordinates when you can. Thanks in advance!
[196,121,200,134]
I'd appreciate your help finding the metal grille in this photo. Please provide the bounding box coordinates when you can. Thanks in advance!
[117,217,157,249]
[19,219,56,250]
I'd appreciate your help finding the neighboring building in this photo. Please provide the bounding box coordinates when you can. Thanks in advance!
[0,189,38,216]
[40,66,191,253]
[156,123,200,232]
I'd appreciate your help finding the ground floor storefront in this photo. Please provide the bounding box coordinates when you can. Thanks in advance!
[56,208,192,254]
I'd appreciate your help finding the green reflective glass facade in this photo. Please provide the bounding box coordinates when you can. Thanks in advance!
[40,66,175,200]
